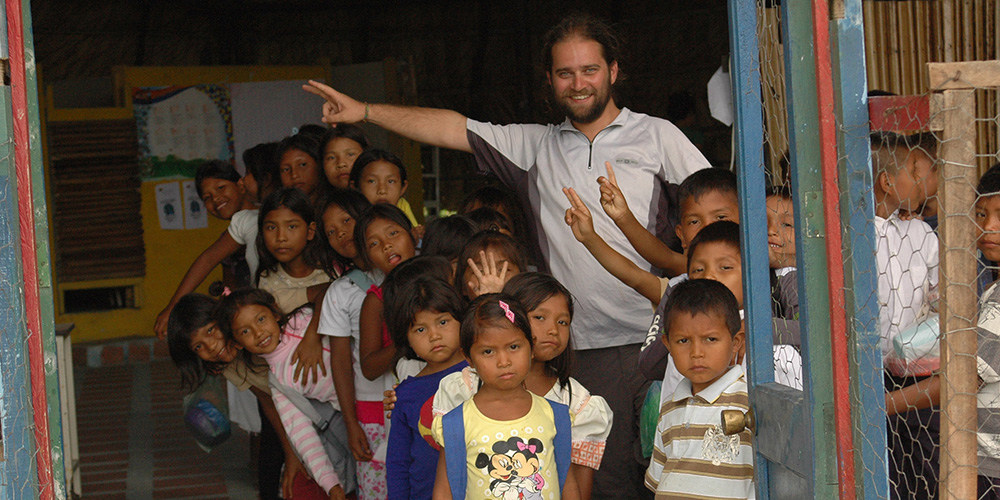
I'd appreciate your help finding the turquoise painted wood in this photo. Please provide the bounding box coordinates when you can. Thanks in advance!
[0,84,40,499]
[830,1,889,498]
[728,0,849,497]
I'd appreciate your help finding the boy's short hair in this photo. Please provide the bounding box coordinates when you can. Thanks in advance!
[276,133,321,164]
[978,163,1000,197]
[870,132,911,178]
[383,257,465,359]
[676,167,738,207]
[242,142,279,184]
[350,149,408,187]
[663,279,741,340]
[686,220,741,270]
[422,215,480,262]
[195,160,241,198]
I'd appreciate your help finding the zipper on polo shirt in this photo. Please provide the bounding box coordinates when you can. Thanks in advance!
[588,141,593,170]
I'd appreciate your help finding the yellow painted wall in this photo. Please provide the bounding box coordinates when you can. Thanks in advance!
[49,65,328,343]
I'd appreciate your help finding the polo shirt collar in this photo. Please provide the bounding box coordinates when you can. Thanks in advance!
[671,364,746,404]
[556,106,632,133]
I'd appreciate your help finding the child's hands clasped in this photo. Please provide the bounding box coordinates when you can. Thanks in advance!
[562,187,597,243]
[597,162,630,222]
[467,250,510,298]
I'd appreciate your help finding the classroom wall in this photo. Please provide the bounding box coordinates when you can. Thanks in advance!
[47,65,328,343]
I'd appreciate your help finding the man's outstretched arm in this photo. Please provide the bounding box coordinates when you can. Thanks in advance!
[304,80,472,153]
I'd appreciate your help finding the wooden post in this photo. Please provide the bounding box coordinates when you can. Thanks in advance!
[937,86,979,500]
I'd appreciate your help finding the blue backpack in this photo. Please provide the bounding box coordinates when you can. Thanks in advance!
[442,398,572,500]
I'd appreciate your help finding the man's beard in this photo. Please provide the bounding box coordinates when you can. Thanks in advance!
[555,81,613,124]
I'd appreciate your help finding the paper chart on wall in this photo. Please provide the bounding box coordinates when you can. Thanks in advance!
[182,180,208,229]
[155,182,184,230]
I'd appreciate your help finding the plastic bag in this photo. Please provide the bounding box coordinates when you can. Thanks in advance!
[640,380,663,458]
[885,313,940,378]
[183,374,231,450]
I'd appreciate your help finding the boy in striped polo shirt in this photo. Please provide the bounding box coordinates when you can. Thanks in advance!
[644,279,754,500]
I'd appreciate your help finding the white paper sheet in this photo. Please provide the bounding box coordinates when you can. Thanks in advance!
[707,65,734,127]
[155,181,184,230]
[182,180,208,229]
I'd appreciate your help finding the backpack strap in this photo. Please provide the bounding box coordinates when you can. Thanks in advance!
[548,399,572,491]
[344,268,374,292]
[442,404,467,500]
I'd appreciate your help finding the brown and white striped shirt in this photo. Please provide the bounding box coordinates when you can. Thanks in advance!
[644,365,754,500]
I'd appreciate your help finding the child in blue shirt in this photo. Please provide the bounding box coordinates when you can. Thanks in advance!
[382,258,468,500]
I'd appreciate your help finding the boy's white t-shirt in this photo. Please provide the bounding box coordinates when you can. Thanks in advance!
[228,209,259,278]
[316,270,392,402]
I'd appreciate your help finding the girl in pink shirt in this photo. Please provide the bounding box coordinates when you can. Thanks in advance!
[218,288,354,500]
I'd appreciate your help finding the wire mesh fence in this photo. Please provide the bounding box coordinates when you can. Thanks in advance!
[750,2,1000,499]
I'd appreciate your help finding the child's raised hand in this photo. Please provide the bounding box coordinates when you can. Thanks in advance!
[302,80,366,125]
[383,386,398,420]
[291,330,327,385]
[467,250,509,298]
[562,187,597,243]
[597,161,630,222]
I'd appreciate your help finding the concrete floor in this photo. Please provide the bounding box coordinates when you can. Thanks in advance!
[76,360,258,499]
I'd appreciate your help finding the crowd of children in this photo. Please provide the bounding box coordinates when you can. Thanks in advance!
[155,114,1000,500]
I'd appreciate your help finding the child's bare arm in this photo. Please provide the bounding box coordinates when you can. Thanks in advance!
[570,463,593,500]
[884,374,940,416]
[432,451,452,500]
[563,187,663,306]
[291,288,329,384]
[359,294,397,380]
[154,231,242,339]
[598,162,687,277]
[330,336,374,461]
[562,464,583,500]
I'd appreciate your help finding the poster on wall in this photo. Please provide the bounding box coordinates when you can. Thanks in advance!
[181,180,208,229]
[154,182,184,230]
[133,84,235,180]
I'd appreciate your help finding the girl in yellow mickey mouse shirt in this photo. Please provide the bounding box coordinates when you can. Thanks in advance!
[430,296,580,500]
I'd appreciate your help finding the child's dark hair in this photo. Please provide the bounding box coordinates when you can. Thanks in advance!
[422,215,479,262]
[686,220,741,270]
[353,203,415,270]
[503,272,574,391]
[243,142,279,196]
[676,167,738,207]
[167,294,223,392]
[296,123,329,144]
[459,185,530,244]
[276,133,322,167]
[322,124,370,151]
[317,188,373,268]
[454,231,529,294]
[979,163,1000,197]
[465,207,513,235]
[215,288,287,363]
[195,160,241,198]
[460,293,533,358]
[383,257,465,360]
[664,279,741,340]
[255,187,328,286]
[349,148,408,187]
